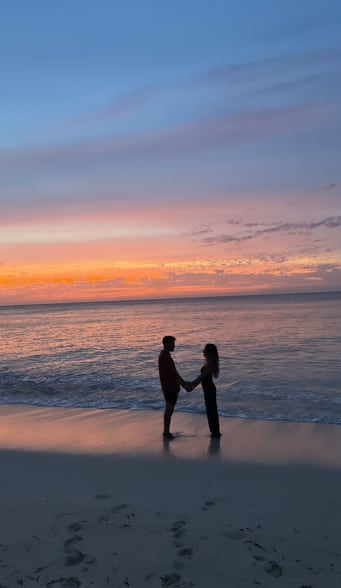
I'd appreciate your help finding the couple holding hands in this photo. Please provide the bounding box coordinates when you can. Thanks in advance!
[158,335,221,440]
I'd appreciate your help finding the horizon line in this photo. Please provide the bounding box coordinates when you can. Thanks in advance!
[1,289,340,311]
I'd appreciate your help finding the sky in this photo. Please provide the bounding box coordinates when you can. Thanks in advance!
[1,0,341,305]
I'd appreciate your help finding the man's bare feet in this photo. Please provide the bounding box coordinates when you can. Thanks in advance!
[162,432,175,439]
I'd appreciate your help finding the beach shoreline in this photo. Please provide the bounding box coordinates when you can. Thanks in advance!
[0,403,340,466]
[1,404,340,586]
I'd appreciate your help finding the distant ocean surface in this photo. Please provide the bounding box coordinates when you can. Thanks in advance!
[0,292,340,425]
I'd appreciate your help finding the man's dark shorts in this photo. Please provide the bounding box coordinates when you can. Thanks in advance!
[163,390,178,405]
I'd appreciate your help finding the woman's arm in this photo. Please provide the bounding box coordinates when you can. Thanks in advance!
[177,374,189,388]
[190,374,202,389]
[190,365,211,390]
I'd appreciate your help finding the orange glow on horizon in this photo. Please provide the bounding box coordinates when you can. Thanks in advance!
[1,252,336,306]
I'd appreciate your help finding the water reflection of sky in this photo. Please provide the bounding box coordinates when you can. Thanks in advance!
[1,295,341,425]
[1,405,340,468]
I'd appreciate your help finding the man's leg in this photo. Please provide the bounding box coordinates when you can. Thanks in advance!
[163,401,175,437]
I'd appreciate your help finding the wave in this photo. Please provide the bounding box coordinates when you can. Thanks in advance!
[0,382,340,426]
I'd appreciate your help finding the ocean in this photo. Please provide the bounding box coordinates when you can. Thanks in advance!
[0,292,340,425]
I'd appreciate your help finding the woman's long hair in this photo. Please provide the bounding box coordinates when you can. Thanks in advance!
[204,343,219,378]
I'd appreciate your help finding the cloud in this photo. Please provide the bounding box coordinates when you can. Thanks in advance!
[310,262,340,272]
[84,89,149,122]
[191,224,213,236]
[198,47,341,86]
[47,88,151,133]
[258,12,341,43]
[255,253,289,264]
[226,219,242,226]
[202,217,341,245]
[0,102,328,170]
[194,46,341,108]
[250,72,334,98]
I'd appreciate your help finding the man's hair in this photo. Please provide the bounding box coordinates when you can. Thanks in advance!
[162,335,176,345]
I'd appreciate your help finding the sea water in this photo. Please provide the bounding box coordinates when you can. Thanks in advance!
[0,292,340,424]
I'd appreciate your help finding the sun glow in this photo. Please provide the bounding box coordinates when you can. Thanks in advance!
[1,249,337,306]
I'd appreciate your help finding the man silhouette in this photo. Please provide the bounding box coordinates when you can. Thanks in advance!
[158,336,189,439]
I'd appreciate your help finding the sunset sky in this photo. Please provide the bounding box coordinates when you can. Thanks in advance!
[1,0,341,305]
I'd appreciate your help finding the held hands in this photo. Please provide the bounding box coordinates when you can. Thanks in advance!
[183,381,194,392]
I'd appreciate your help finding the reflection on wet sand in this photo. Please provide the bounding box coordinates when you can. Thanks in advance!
[207,437,221,457]
[0,404,340,467]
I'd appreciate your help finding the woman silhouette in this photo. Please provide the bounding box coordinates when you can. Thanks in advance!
[190,343,221,438]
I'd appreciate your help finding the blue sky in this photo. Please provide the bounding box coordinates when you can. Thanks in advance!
[1,0,341,303]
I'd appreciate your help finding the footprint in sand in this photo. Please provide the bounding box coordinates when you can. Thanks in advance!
[94,494,111,500]
[67,522,83,533]
[112,503,129,513]
[169,519,187,547]
[46,577,81,587]
[64,529,85,566]
[202,500,216,511]
[65,550,85,566]
[64,535,82,551]
[223,528,249,540]
[173,546,194,570]
[160,572,182,587]
[170,519,186,537]
[249,545,267,564]
[177,547,193,560]
[160,573,195,588]
[265,561,283,577]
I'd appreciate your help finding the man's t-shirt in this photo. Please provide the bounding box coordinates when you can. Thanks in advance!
[158,349,180,398]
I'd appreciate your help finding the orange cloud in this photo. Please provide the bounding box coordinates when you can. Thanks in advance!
[1,193,340,305]
[1,250,340,306]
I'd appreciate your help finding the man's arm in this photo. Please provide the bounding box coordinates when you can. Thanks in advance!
[159,352,178,385]
[177,373,186,386]
[177,373,193,390]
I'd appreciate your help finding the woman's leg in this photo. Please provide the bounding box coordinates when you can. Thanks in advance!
[204,390,221,436]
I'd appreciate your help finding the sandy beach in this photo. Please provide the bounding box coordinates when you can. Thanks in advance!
[1,405,341,587]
